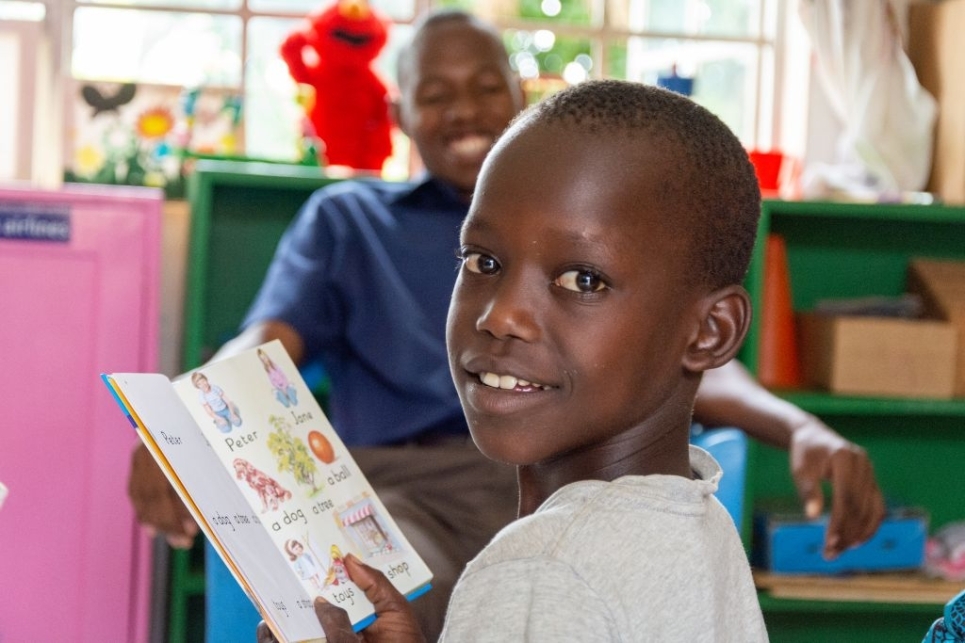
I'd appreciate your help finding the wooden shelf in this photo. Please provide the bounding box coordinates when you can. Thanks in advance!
[754,570,962,606]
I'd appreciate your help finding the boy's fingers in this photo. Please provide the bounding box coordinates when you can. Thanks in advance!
[256,621,278,643]
[128,444,198,548]
[313,597,360,642]
[345,554,408,612]
[343,555,427,642]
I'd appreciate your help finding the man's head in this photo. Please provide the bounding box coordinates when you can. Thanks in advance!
[446,79,760,471]
[392,10,525,199]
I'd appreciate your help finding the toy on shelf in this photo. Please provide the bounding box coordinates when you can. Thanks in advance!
[280,0,393,172]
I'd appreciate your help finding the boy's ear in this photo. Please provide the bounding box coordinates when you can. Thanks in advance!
[682,285,751,373]
[389,97,410,137]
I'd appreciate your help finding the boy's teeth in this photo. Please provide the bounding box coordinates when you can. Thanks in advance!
[481,372,501,388]
[479,372,547,390]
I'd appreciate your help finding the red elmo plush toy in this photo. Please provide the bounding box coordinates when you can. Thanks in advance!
[280,0,392,171]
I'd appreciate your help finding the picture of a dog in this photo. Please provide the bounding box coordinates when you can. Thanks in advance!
[233,458,292,512]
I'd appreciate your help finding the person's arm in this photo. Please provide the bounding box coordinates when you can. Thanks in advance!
[693,359,886,559]
[127,320,306,548]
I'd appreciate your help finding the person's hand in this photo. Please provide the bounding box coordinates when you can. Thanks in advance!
[789,417,886,559]
[127,443,199,549]
[256,554,426,643]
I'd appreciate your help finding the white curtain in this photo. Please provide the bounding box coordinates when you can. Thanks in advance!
[799,0,937,198]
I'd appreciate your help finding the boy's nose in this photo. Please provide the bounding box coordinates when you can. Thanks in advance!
[475,278,540,342]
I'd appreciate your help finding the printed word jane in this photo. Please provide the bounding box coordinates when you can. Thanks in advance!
[291,410,313,424]
[225,430,258,452]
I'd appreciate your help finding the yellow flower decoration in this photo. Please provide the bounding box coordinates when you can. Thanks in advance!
[136,107,175,139]
[75,144,104,175]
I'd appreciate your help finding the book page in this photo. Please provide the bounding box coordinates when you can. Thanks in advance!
[109,372,325,642]
[171,341,432,626]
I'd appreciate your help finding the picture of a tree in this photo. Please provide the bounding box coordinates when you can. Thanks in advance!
[266,414,322,495]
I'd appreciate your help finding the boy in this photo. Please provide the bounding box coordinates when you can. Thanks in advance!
[261,78,768,642]
[146,10,879,641]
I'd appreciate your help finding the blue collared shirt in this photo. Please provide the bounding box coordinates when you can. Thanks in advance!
[243,176,471,446]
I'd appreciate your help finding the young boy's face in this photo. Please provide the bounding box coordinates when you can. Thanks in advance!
[446,122,704,467]
[394,20,525,198]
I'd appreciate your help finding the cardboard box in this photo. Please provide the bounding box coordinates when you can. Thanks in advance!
[907,258,965,397]
[753,508,928,575]
[799,313,958,399]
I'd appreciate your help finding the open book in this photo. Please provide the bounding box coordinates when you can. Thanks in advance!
[103,340,433,643]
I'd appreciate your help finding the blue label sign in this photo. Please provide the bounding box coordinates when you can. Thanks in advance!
[0,202,71,242]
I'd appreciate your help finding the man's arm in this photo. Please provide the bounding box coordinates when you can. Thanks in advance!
[127,320,306,548]
[694,359,886,559]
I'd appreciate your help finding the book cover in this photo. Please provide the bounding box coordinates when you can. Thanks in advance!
[103,340,433,643]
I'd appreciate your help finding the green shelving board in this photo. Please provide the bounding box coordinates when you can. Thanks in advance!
[744,200,965,641]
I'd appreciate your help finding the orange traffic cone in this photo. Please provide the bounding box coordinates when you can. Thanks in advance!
[758,233,802,389]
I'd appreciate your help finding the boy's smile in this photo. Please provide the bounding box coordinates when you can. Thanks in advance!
[446,121,705,478]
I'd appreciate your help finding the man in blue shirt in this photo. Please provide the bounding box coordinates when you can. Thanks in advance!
[127,9,885,641]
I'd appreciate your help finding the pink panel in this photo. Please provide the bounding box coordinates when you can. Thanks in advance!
[0,184,161,643]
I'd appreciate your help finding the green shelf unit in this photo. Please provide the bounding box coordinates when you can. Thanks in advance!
[743,199,965,641]
[168,160,340,643]
[183,159,340,368]
[756,595,939,643]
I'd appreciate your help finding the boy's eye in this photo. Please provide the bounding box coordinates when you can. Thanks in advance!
[462,252,500,275]
[556,269,606,293]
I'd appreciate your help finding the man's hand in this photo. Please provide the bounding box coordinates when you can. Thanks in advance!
[128,443,198,549]
[256,554,426,643]
[789,418,886,559]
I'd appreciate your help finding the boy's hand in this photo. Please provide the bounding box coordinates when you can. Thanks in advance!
[256,554,426,643]
[790,419,886,559]
[127,443,199,549]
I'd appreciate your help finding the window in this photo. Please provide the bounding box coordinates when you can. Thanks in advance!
[63,0,790,175]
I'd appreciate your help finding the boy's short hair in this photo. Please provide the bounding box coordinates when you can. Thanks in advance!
[513,79,761,289]
[190,371,207,386]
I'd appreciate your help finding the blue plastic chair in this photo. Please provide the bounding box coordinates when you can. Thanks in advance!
[690,426,749,529]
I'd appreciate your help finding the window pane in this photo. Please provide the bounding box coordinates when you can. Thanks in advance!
[247,0,415,21]
[505,29,593,83]
[625,37,760,142]
[0,1,45,20]
[440,0,596,27]
[604,41,627,79]
[609,0,763,39]
[244,16,303,161]
[77,0,240,9]
[72,7,242,86]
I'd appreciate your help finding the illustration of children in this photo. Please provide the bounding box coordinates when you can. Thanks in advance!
[324,544,350,587]
[285,538,324,592]
[257,348,299,408]
[191,371,242,432]
[232,458,292,512]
